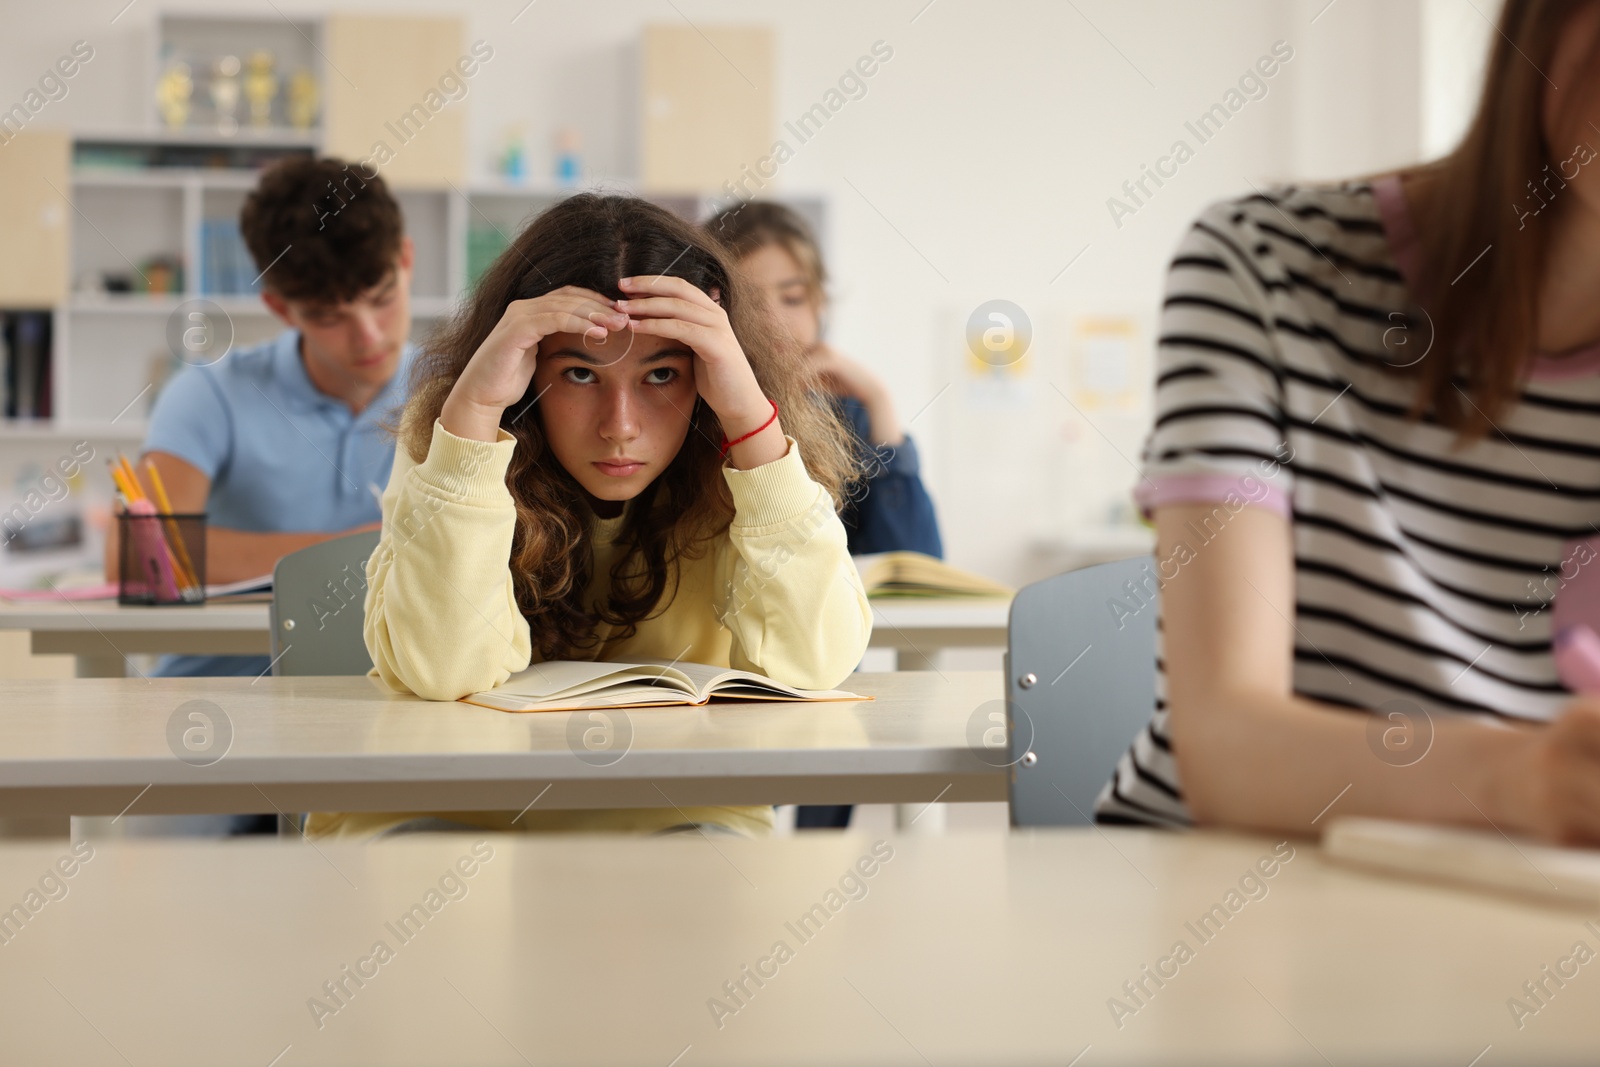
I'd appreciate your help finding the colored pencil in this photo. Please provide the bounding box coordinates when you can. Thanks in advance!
[145,460,201,592]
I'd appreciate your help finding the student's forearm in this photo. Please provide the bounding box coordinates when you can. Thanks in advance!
[440,394,505,444]
[104,520,358,586]
[205,527,371,585]
[1156,501,1550,839]
[364,420,532,700]
[859,387,904,446]
[1171,690,1538,838]
[722,531,871,690]
[720,457,871,690]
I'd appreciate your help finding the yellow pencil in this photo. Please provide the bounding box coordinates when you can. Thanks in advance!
[117,453,146,503]
[107,460,136,502]
[109,459,192,597]
[145,460,201,592]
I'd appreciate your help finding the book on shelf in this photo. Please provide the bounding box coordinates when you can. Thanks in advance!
[200,217,258,295]
[461,657,867,713]
[1,311,53,421]
[852,551,1013,599]
[467,226,510,289]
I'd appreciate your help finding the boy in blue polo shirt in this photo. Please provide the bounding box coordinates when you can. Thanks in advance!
[128,156,419,678]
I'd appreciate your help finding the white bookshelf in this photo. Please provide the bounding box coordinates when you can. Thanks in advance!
[53,152,463,441]
[24,144,823,446]
[0,8,829,445]
[0,12,829,596]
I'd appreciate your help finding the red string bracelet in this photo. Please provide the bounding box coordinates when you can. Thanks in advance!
[719,398,779,456]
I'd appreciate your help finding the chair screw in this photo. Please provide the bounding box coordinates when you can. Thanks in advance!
[282,619,295,631]
[1018,672,1037,689]
[1021,751,1038,766]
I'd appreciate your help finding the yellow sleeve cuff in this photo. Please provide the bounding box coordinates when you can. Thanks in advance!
[723,436,828,528]
[414,418,518,502]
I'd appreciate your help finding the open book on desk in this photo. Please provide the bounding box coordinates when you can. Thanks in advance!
[853,551,1013,599]
[206,573,273,598]
[460,658,869,713]
[1,573,273,602]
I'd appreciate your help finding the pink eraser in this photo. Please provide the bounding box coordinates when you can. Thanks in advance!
[1553,625,1600,695]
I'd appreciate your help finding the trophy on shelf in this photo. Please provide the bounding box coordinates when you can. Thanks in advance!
[155,60,194,128]
[210,54,242,135]
[287,67,320,130]
[244,50,278,128]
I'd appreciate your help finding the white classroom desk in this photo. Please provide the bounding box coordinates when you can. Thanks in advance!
[0,598,270,677]
[2,829,1593,1065]
[0,596,1012,677]
[0,671,1006,821]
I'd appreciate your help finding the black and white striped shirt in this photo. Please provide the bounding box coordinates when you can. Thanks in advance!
[1094,179,1600,828]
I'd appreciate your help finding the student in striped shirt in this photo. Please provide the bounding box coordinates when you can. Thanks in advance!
[1096,0,1600,844]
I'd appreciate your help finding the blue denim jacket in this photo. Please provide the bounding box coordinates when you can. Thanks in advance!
[834,394,944,559]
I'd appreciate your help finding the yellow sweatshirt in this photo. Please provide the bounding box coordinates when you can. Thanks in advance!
[306,418,873,839]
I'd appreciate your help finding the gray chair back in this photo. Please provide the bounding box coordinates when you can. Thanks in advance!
[269,530,381,677]
[1003,556,1158,826]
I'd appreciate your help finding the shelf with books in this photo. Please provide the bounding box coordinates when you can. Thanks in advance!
[68,295,186,314]
[71,167,264,191]
[68,293,456,321]
[1,310,55,423]
[46,131,828,445]
[73,127,320,154]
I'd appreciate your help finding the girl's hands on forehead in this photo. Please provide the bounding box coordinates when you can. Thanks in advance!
[614,275,779,462]
[441,285,627,442]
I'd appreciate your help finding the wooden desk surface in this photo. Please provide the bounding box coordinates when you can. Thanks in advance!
[0,829,1591,1065]
[0,671,1008,816]
[0,598,1013,667]
[0,598,274,663]
[0,599,271,633]
[0,597,1011,632]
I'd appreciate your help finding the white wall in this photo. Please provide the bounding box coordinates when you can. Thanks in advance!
[1288,0,1423,178]
[1421,0,1498,160]
[1,0,1459,586]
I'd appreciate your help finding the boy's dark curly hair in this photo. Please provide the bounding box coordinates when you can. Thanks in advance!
[240,156,403,304]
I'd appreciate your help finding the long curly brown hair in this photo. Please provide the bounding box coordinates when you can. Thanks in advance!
[400,193,862,661]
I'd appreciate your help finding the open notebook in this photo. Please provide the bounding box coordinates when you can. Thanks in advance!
[460,658,868,713]
[1323,817,1600,906]
[0,573,273,602]
[854,551,1013,599]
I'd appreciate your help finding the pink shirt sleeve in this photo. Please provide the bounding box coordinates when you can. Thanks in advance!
[1135,473,1290,521]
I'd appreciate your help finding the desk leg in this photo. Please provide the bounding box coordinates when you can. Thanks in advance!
[895,648,944,672]
[75,653,127,678]
[893,643,947,832]
[894,802,947,834]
